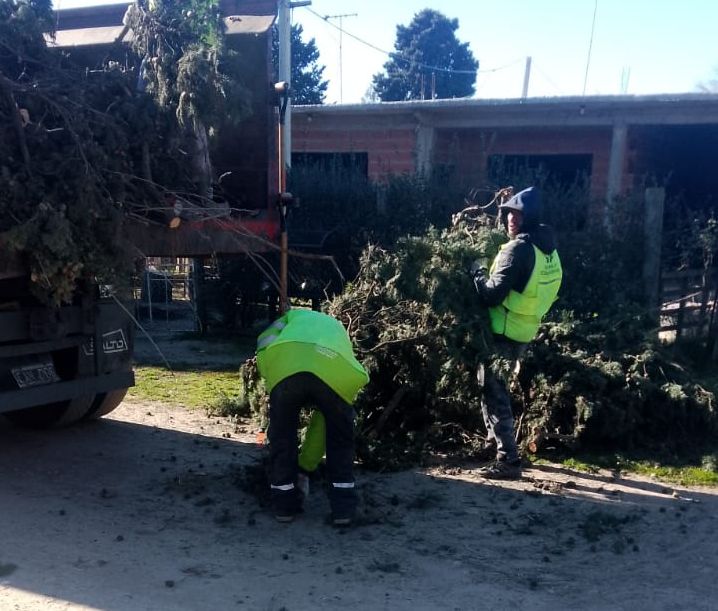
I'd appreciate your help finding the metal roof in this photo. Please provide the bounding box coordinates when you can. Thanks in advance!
[292,94,718,128]
[49,25,129,48]
[50,3,275,49]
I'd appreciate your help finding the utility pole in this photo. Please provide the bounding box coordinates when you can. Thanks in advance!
[277,0,311,172]
[620,66,631,94]
[323,12,357,103]
[522,56,532,99]
[276,0,311,313]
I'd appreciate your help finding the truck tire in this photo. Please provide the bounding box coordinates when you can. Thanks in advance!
[83,388,129,421]
[5,394,96,429]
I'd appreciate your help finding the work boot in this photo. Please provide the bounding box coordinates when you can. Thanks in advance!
[272,487,303,523]
[477,459,522,480]
[331,511,355,527]
[275,511,296,523]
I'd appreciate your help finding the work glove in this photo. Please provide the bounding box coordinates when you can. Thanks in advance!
[469,260,487,281]
[469,260,488,298]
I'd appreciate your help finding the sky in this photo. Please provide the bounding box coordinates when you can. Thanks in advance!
[54,0,718,104]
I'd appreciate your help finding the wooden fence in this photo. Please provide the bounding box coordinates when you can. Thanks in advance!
[660,268,717,352]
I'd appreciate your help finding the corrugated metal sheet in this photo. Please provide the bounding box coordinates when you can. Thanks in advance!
[224,14,275,35]
[50,15,274,48]
[49,25,129,48]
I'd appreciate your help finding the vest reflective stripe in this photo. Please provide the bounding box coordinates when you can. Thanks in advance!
[257,333,278,350]
[270,483,295,491]
[332,482,355,488]
[489,244,562,343]
[256,321,286,350]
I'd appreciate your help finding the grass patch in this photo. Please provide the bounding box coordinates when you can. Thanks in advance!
[617,459,718,487]
[530,451,718,487]
[128,366,248,414]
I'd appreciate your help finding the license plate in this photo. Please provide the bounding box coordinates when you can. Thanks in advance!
[11,361,61,389]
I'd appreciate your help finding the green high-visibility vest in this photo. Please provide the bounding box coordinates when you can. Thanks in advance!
[489,244,563,343]
[256,309,369,404]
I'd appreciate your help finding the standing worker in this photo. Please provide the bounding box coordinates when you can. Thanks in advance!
[256,309,369,525]
[470,186,562,479]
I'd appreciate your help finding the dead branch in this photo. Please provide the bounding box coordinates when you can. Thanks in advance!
[452,186,514,226]
[0,73,31,168]
[372,386,409,436]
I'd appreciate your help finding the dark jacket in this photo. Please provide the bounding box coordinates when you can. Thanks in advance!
[474,187,559,307]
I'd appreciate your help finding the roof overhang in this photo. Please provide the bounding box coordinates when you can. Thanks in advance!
[292,94,718,129]
[49,12,274,48]
[50,25,128,48]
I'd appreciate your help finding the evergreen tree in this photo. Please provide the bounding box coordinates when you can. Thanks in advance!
[372,9,478,102]
[272,23,328,105]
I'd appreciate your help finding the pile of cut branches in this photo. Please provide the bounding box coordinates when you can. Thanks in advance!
[518,310,717,455]
[240,198,717,470]
[0,0,245,304]
[325,218,506,467]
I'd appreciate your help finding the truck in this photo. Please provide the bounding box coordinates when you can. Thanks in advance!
[0,0,280,427]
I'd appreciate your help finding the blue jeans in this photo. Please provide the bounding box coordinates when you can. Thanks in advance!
[478,339,526,463]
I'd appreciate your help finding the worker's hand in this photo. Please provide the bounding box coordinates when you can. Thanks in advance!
[469,259,487,280]
[469,260,488,299]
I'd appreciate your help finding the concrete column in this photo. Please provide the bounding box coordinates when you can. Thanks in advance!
[605,123,627,232]
[643,187,665,315]
[415,124,435,176]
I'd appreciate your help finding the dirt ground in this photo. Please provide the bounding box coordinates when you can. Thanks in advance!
[1,326,718,610]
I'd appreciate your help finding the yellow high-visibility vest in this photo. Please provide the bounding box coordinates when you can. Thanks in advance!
[256,309,368,404]
[489,244,562,343]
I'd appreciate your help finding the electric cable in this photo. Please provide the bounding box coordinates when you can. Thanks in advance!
[304,7,522,77]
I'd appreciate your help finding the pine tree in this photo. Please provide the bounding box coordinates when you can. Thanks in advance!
[372,9,478,102]
[272,23,328,105]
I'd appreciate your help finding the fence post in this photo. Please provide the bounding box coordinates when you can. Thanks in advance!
[643,187,665,320]
[191,257,206,334]
[145,266,153,323]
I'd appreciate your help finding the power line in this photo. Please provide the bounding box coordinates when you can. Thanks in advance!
[582,0,599,96]
[305,7,522,78]
[532,61,565,95]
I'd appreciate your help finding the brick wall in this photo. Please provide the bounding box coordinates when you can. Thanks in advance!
[292,111,631,208]
[293,122,417,180]
[434,127,614,199]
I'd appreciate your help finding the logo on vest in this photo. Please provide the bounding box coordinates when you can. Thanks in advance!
[314,345,338,359]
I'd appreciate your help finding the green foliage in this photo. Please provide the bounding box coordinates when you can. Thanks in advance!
[519,310,717,453]
[0,6,142,303]
[372,9,478,102]
[238,165,717,469]
[272,23,327,105]
[0,0,53,62]
[0,0,255,305]
[125,0,249,130]
[325,220,504,468]
[237,357,269,428]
